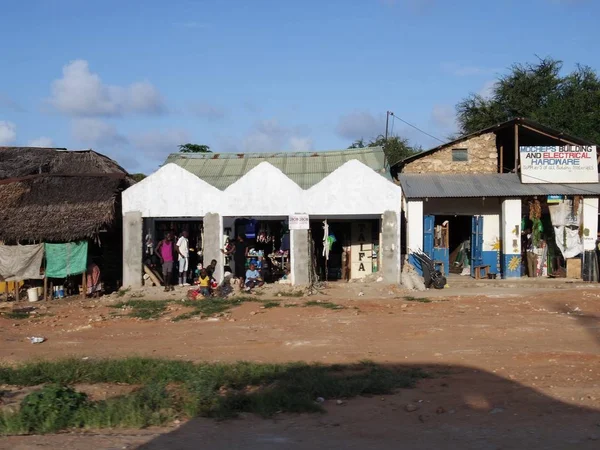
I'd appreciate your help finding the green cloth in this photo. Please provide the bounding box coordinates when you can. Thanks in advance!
[45,242,88,278]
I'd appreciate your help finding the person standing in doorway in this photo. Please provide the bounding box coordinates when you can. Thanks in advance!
[233,234,248,288]
[176,231,190,286]
[156,232,176,291]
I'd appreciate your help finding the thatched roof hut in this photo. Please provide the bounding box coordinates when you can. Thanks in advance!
[0,147,132,243]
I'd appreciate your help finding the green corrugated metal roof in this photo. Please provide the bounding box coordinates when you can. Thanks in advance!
[164,147,388,190]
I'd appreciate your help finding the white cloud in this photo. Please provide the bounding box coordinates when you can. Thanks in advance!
[243,119,312,153]
[336,112,383,141]
[479,80,497,98]
[48,60,166,117]
[288,136,313,151]
[431,105,457,129]
[0,121,17,145]
[442,62,499,77]
[130,128,190,160]
[190,102,226,120]
[27,136,54,148]
[71,118,127,147]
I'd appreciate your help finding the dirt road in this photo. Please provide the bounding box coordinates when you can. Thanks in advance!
[0,285,599,449]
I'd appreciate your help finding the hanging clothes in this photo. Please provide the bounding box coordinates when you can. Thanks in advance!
[0,244,44,281]
[45,241,88,278]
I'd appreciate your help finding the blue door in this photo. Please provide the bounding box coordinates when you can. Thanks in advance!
[423,215,435,258]
[471,216,484,277]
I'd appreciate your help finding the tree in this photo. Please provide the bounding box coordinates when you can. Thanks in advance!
[130,173,146,182]
[456,58,600,143]
[348,135,419,166]
[178,143,212,153]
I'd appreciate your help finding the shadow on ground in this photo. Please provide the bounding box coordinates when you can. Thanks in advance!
[138,363,600,450]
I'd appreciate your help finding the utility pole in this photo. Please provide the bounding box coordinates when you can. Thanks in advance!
[385,111,393,141]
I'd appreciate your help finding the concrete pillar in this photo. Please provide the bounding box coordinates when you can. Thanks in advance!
[123,211,143,288]
[582,197,599,251]
[203,213,224,282]
[501,199,522,278]
[406,200,423,254]
[381,210,401,284]
[290,229,309,286]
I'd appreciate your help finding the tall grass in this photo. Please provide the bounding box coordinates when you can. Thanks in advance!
[0,358,428,434]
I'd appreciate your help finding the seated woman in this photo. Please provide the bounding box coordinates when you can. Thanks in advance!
[86,262,102,297]
[244,263,264,291]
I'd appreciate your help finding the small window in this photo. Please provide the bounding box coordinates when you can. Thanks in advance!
[452,148,468,162]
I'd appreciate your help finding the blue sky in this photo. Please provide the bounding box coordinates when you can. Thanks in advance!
[0,0,598,173]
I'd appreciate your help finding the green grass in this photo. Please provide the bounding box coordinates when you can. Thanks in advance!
[110,300,170,320]
[304,300,344,310]
[262,301,280,309]
[1,311,31,320]
[116,288,131,298]
[0,358,428,434]
[403,296,432,303]
[278,290,304,298]
[284,303,300,308]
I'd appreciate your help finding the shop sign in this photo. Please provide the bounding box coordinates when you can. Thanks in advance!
[547,195,562,204]
[520,145,598,184]
[289,213,309,230]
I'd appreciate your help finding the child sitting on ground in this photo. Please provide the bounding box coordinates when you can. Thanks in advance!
[244,263,264,291]
[198,269,211,297]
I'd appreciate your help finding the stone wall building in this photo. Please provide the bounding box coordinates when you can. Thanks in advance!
[393,117,600,280]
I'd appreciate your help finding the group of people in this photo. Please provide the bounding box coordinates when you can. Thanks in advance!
[222,234,264,291]
[153,230,261,295]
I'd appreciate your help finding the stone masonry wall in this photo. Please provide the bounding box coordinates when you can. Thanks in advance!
[403,133,498,174]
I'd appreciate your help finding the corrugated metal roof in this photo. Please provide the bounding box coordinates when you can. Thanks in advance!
[398,173,600,199]
[164,147,388,189]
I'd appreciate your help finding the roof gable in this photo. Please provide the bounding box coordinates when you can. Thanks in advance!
[164,147,388,189]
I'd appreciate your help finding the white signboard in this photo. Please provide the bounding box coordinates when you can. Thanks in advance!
[289,214,309,230]
[520,145,598,184]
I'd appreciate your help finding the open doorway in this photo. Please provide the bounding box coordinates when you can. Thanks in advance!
[435,215,472,274]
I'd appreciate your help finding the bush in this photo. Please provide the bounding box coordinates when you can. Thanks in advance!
[19,385,88,434]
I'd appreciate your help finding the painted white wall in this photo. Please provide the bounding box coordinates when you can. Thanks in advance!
[482,214,501,251]
[306,160,402,216]
[222,162,306,217]
[122,164,223,217]
[501,199,522,256]
[123,160,402,219]
[582,197,599,251]
[406,200,423,253]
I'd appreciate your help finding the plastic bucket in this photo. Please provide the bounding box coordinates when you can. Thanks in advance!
[27,288,39,302]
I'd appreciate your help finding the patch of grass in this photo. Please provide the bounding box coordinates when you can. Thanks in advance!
[0,358,428,431]
[284,303,300,308]
[278,290,304,298]
[172,296,260,322]
[116,288,131,298]
[1,311,31,320]
[304,300,344,310]
[110,300,171,320]
[262,301,280,309]
[403,296,431,303]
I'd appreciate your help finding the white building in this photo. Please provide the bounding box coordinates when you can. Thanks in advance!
[122,147,402,287]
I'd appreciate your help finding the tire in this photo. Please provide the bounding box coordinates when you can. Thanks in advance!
[432,276,446,289]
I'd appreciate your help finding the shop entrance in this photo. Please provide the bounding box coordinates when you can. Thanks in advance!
[430,215,472,275]
[310,219,380,282]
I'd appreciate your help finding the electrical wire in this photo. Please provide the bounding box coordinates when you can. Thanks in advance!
[390,112,445,143]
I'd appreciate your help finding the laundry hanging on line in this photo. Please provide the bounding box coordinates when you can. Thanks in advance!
[45,241,88,278]
[0,244,45,282]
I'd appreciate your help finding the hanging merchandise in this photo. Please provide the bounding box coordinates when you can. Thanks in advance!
[45,241,88,278]
[0,244,45,282]
[322,220,330,260]
[549,199,583,258]
[245,219,257,239]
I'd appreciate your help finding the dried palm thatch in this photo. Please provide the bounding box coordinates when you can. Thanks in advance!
[0,147,132,242]
[0,147,127,179]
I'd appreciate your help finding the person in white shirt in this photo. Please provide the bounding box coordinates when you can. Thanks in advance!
[176,231,190,286]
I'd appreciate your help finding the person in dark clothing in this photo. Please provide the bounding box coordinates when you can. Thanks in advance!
[206,259,218,279]
[233,235,248,283]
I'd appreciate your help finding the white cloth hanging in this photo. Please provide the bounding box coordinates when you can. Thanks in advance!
[322,220,330,261]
